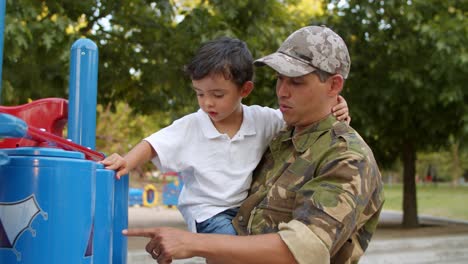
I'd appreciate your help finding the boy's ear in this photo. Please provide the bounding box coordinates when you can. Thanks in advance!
[327,75,343,96]
[240,81,254,98]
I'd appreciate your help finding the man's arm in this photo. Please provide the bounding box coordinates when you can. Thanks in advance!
[124,228,297,264]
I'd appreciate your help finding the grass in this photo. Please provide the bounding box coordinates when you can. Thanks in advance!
[383,183,468,221]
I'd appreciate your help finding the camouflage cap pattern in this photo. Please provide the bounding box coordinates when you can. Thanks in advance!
[255,25,351,78]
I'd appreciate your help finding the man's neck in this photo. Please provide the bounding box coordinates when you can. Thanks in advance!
[293,114,333,135]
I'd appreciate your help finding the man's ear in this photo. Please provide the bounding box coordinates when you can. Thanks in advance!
[327,75,344,96]
[240,81,254,98]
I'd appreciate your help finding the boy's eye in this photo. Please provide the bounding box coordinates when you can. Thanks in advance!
[196,93,204,97]
[213,93,224,98]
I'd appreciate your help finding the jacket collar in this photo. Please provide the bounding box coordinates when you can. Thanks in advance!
[278,114,338,153]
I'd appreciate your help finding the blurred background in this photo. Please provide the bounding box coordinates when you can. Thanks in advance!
[1,0,467,228]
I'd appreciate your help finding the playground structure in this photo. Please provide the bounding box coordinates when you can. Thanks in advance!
[0,2,128,264]
[128,172,183,208]
[161,172,183,207]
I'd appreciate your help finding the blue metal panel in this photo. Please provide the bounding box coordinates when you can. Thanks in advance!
[94,164,115,264]
[68,39,99,150]
[113,175,128,264]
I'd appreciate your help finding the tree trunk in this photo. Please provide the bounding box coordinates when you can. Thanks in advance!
[451,140,461,187]
[402,141,419,228]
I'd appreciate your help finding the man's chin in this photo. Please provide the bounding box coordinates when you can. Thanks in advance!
[282,117,296,127]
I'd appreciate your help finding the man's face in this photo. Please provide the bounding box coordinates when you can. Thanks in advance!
[276,72,331,131]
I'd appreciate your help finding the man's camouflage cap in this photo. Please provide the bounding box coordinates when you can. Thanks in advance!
[254,25,351,78]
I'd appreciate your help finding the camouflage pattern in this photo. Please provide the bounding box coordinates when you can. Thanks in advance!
[254,25,351,79]
[233,115,384,263]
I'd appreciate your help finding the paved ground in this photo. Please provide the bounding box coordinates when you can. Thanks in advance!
[126,207,468,264]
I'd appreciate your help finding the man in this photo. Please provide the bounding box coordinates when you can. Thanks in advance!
[125,25,384,264]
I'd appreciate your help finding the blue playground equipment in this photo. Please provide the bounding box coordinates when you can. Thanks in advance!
[128,173,183,208]
[129,188,144,207]
[162,172,183,207]
[129,184,159,207]
[0,2,128,264]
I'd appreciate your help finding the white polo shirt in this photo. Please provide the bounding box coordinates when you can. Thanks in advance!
[145,104,284,232]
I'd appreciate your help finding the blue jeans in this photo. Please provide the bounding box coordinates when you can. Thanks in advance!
[196,207,239,235]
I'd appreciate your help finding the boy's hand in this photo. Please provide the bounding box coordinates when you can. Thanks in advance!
[100,153,129,179]
[332,95,351,125]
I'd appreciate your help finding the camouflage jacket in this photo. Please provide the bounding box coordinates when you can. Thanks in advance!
[233,115,384,264]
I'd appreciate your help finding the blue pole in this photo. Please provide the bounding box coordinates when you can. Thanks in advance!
[0,0,6,103]
[68,38,98,149]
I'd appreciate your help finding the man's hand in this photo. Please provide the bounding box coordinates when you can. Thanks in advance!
[100,153,129,179]
[123,227,198,264]
[332,95,351,125]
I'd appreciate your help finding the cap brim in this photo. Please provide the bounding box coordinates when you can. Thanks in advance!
[254,52,316,77]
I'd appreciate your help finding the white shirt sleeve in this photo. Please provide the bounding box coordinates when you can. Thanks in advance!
[144,114,194,173]
[252,106,285,141]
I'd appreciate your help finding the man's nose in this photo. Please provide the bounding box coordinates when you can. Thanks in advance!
[276,81,290,97]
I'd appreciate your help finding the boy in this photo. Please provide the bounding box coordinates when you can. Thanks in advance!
[101,37,349,235]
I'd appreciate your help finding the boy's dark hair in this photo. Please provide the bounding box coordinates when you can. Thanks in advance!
[184,37,254,87]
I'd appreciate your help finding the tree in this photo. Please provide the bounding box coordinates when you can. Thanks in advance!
[2,0,321,114]
[93,0,306,115]
[325,0,468,227]
[2,0,87,104]
[2,0,328,162]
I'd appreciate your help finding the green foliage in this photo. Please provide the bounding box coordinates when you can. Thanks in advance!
[4,1,465,170]
[324,0,468,167]
[95,101,171,155]
[95,101,174,176]
[94,0,304,115]
[324,0,468,226]
[2,0,83,104]
[2,0,318,117]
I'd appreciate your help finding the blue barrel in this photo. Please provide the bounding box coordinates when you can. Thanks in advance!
[93,164,115,264]
[0,147,96,264]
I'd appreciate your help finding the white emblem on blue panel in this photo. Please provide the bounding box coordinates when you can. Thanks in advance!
[0,195,48,261]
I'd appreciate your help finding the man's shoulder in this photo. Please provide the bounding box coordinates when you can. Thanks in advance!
[301,122,371,163]
[330,122,371,155]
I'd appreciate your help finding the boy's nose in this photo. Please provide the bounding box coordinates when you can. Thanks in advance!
[204,98,214,108]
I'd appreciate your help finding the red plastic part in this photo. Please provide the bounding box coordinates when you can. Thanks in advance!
[0,98,68,148]
[27,126,104,161]
[0,98,104,161]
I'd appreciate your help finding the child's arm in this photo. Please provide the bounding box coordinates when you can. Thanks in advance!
[332,95,351,125]
[100,140,157,179]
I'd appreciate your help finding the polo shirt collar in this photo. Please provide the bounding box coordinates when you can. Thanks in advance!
[197,105,256,140]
